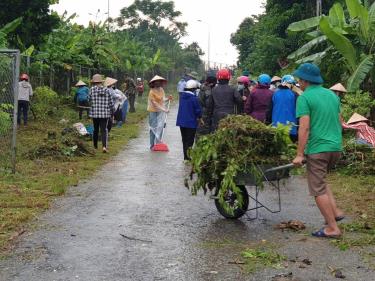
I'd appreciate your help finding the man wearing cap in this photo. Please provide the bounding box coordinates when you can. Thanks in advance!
[342,113,375,147]
[18,73,33,126]
[89,74,114,153]
[293,63,344,238]
[74,80,90,120]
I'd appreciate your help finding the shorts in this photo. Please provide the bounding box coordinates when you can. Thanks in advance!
[306,152,341,196]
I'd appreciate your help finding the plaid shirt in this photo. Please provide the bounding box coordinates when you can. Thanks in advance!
[88,86,114,118]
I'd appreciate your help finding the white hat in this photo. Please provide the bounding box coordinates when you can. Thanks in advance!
[75,80,86,87]
[330,83,347,93]
[185,80,199,90]
[149,75,167,84]
[137,77,142,81]
[91,74,103,83]
[347,113,368,124]
[104,77,118,87]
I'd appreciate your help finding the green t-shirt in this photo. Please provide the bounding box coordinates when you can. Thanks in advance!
[296,85,342,154]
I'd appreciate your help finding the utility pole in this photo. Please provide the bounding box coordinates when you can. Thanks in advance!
[107,0,110,31]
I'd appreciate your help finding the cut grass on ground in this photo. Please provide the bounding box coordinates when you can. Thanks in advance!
[0,99,148,254]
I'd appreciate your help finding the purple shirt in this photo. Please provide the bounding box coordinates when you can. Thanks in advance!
[245,85,273,122]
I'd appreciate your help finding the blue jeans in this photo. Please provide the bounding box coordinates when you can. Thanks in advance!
[149,111,164,148]
[121,100,129,122]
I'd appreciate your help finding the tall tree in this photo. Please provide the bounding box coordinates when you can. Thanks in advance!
[0,0,60,49]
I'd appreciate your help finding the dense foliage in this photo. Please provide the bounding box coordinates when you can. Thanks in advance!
[231,0,338,75]
[190,115,294,201]
[1,0,204,81]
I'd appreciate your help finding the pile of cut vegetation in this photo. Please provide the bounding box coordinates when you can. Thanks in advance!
[189,115,295,196]
[26,129,95,160]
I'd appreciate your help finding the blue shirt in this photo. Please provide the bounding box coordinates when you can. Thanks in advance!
[176,91,202,128]
[271,88,298,136]
[76,86,89,102]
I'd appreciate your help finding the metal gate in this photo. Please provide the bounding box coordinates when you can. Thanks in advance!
[0,49,20,173]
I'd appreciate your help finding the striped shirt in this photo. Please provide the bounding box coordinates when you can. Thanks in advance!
[342,121,375,147]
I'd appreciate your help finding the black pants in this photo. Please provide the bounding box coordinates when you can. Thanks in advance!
[78,100,89,119]
[180,127,197,160]
[128,94,136,112]
[107,117,113,133]
[93,118,109,149]
[17,100,29,125]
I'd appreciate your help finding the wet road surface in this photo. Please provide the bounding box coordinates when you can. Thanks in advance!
[1,106,374,281]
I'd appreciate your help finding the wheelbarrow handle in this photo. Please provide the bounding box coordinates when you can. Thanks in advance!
[264,160,306,173]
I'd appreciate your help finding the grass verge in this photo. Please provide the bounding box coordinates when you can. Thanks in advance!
[0,98,148,254]
[329,173,375,263]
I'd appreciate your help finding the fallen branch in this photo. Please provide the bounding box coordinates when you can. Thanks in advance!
[119,233,152,243]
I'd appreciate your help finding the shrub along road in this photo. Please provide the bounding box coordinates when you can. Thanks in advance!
[0,106,374,281]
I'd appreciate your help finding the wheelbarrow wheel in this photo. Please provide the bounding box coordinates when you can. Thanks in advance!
[214,185,249,219]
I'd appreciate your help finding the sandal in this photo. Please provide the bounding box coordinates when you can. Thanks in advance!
[312,228,341,239]
[324,215,345,225]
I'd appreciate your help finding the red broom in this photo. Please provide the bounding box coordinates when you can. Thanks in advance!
[152,101,170,152]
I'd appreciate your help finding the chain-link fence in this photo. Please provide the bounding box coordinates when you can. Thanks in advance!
[19,55,182,96]
[0,49,20,173]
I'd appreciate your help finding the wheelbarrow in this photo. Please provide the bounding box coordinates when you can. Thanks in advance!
[210,163,295,220]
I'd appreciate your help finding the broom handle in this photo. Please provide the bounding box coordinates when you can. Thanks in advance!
[160,100,170,142]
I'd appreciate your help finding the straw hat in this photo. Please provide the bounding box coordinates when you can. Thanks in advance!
[347,113,368,124]
[91,74,103,83]
[75,80,86,87]
[188,71,199,80]
[271,76,282,83]
[104,77,118,87]
[149,75,167,84]
[330,83,347,93]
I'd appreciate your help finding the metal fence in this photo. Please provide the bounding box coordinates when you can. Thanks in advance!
[0,49,20,173]
[19,55,181,96]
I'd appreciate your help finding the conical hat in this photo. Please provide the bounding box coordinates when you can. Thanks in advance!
[149,75,167,84]
[104,77,118,87]
[330,83,347,93]
[75,80,86,87]
[271,76,282,82]
[91,74,103,83]
[347,113,368,124]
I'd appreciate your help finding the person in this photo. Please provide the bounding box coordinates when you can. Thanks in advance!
[136,78,144,98]
[245,74,273,122]
[242,69,250,77]
[270,76,282,92]
[266,75,298,142]
[122,75,137,113]
[342,113,375,147]
[196,74,217,138]
[74,80,90,120]
[330,83,347,100]
[292,63,344,238]
[207,68,242,130]
[236,76,251,114]
[147,75,172,149]
[177,75,187,94]
[176,80,202,160]
[88,74,114,153]
[104,77,126,130]
[17,73,33,126]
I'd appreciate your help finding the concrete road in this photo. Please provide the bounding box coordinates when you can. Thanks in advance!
[1,106,373,281]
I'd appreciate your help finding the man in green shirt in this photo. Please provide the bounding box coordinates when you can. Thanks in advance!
[293,63,343,238]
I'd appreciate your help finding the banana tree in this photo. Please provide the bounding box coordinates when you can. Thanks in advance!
[287,0,375,93]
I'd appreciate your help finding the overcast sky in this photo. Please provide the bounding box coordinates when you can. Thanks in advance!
[51,0,265,66]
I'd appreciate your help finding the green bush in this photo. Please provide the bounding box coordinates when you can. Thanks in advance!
[0,103,13,136]
[32,86,59,120]
[341,91,375,121]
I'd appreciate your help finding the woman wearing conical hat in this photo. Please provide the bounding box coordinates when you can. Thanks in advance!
[330,83,347,99]
[74,80,90,120]
[147,75,172,150]
[342,113,375,147]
